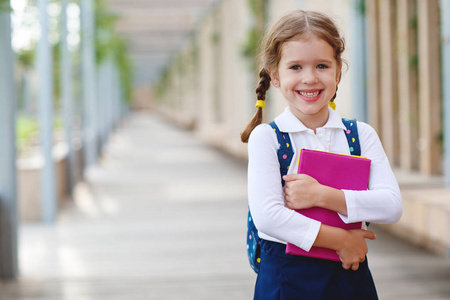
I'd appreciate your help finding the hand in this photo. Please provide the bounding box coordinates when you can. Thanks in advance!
[283,174,323,210]
[337,229,376,271]
[284,174,348,215]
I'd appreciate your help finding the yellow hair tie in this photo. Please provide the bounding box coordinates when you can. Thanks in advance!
[328,101,336,110]
[255,100,266,109]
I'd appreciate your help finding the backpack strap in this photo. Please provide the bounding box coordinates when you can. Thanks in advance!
[269,121,294,186]
[341,118,361,156]
[341,118,369,226]
[247,122,294,274]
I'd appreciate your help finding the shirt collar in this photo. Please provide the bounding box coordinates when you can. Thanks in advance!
[274,106,347,133]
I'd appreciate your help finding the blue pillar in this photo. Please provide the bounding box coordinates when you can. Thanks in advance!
[112,64,121,127]
[37,0,57,223]
[97,61,109,146]
[350,0,367,121]
[81,0,98,169]
[440,0,450,186]
[0,0,18,279]
[61,0,75,192]
[106,59,115,136]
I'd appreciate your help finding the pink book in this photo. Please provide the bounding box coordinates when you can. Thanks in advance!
[285,149,371,261]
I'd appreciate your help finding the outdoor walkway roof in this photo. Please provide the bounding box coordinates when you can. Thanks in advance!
[106,0,218,84]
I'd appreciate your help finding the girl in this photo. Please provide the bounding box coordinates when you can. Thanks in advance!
[241,10,402,300]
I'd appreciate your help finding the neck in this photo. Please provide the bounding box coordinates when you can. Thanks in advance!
[302,117,328,133]
[291,107,330,133]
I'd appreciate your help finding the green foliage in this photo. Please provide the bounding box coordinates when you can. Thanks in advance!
[155,67,169,99]
[0,0,11,12]
[95,0,133,103]
[94,0,118,65]
[242,0,267,71]
[353,0,365,16]
[111,37,133,103]
[211,32,221,45]
[248,0,266,19]
[16,115,63,154]
[16,116,39,152]
[16,48,35,69]
[241,27,261,69]
[409,53,418,71]
[53,41,62,109]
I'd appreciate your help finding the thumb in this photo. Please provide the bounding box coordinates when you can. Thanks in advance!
[363,230,377,240]
[283,174,302,182]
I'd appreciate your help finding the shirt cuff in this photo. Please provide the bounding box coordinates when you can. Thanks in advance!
[299,219,321,252]
[339,190,356,223]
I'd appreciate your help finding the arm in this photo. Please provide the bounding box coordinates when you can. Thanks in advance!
[250,124,377,270]
[284,123,402,224]
[314,224,376,270]
[284,173,348,215]
[248,124,321,252]
[341,123,402,224]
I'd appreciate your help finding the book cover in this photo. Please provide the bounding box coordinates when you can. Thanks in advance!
[285,149,371,261]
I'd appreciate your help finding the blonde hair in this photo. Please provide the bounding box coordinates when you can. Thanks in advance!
[241,10,346,143]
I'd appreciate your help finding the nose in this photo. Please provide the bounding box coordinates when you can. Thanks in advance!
[301,69,318,84]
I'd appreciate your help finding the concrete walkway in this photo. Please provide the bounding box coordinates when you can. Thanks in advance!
[1,112,450,300]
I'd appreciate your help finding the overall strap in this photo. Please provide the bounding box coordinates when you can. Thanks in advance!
[341,118,361,156]
[269,121,294,186]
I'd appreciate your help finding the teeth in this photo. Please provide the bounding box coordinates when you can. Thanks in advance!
[299,91,320,97]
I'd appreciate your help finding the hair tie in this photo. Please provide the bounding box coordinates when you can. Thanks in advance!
[328,101,336,110]
[255,100,266,109]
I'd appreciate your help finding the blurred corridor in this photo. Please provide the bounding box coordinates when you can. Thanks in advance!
[1,112,450,299]
[2,0,450,298]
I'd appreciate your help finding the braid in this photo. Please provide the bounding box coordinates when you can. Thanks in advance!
[240,69,272,143]
[255,69,271,100]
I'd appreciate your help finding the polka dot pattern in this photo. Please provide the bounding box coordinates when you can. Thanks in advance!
[343,118,361,156]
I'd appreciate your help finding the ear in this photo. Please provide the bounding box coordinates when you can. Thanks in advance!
[336,63,343,83]
[269,70,279,87]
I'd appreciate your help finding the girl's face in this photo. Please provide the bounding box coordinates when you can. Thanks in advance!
[273,36,341,127]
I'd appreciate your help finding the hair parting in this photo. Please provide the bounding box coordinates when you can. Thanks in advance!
[304,13,311,29]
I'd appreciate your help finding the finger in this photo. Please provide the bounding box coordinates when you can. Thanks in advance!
[363,230,377,240]
[284,199,292,208]
[284,193,290,202]
[360,256,366,263]
[351,263,359,271]
[342,263,351,270]
[283,174,303,182]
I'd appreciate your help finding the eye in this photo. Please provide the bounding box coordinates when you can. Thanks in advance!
[317,64,328,69]
[290,65,301,71]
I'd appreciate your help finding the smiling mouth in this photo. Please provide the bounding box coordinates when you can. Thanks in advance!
[296,90,322,98]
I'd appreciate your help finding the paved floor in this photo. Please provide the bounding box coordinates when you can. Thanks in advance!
[1,112,450,299]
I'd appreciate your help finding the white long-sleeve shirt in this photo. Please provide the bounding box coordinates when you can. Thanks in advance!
[247,107,402,252]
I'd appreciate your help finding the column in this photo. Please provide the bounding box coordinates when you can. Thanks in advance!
[0,0,18,278]
[81,0,98,168]
[440,0,450,184]
[37,0,57,223]
[61,0,75,192]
